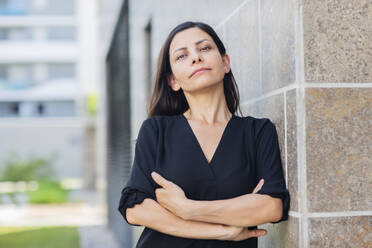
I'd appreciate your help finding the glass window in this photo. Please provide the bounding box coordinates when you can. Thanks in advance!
[0,102,19,117]
[33,0,47,10]
[0,28,9,40]
[0,65,7,79]
[0,0,27,15]
[0,0,8,9]
[10,102,19,116]
[47,63,75,79]
[42,100,76,117]
[18,102,35,117]
[8,64,33,86]
[46,27,76,41]
[37,102,44,115]
[0,27,33,41]
[0,0,7,7]
[29,0,74,15]
[8,27,33,40]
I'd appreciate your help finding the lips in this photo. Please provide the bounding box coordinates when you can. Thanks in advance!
[190,68,211,78]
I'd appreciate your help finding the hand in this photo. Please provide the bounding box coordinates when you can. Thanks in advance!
[221,225,267,241]
[151,171,190,219]
[252,179,264,194]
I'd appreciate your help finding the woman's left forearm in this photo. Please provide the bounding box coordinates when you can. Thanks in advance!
[183,193,283,227]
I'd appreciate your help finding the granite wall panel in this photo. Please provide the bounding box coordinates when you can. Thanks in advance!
[222,0,261,102]
[286,89,298,212]
[306,88,372,212]
[261,0,296,92]
[259,216,299,248]
[303,0,372,82]
[309,216,372,247]
[239,0,261,101]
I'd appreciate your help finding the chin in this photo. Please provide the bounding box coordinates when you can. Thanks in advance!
[189,80,223,93]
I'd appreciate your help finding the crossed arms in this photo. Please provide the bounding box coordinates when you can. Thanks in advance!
[125,172,283,241]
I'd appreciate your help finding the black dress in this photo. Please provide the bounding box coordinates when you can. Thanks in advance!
[118,113,290,248]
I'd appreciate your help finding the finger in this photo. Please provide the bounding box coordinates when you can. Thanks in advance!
[252,179,264,194]
[155,188,165,198]
[151,172,171,188]
[246,228,267,238]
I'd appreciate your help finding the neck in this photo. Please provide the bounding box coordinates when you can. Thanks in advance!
[183,82,232,125]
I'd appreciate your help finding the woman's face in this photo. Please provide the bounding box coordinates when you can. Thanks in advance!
[168,27,230,93]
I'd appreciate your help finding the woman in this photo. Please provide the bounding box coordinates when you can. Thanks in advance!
[118,21,290,248]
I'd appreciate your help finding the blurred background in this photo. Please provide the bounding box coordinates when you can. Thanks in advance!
[0,0,108,247]
[0,0,371,248]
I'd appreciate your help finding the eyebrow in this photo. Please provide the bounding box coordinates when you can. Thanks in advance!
[172,39,211,55]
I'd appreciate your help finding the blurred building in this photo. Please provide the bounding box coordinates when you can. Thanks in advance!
[0,0,98,189]
[0,0,78,117]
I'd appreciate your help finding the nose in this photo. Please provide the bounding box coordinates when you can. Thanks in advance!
[192,57,202,64]
[191,51,202,64]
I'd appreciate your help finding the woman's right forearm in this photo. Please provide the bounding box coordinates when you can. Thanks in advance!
[126,198,230,240]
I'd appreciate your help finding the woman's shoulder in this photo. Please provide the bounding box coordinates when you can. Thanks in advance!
[240,115,275,138]
[136,115,179,142]
[142,114,181,130]
[145,114,180,122]
[241,115,271,126]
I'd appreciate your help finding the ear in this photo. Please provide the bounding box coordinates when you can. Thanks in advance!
[222,53,231,74]
[167,75,182,91]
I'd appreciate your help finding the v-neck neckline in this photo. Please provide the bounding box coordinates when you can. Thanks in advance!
[180,113,235,166]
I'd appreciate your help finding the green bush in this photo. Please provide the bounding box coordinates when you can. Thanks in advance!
[28,180,68,204]
[0,152,56,182]
[0,153,72,205]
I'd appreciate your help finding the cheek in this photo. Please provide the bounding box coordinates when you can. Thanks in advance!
[211,62,227,78]
[173,65,190,80]
[209,54,225,71]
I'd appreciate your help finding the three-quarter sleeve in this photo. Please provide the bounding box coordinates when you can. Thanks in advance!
[254,118,290,224]
[118,118,158,226]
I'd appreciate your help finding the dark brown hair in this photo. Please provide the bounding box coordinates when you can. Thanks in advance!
[147,21,242,118]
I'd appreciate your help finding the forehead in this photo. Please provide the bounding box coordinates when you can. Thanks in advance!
[169,27,214,53]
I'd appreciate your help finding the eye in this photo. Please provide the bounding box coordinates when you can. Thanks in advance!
[176,54,186,61]
[201,45,211,51]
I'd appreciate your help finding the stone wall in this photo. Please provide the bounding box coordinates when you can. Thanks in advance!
[302,1,372,247]
[127,0,372,247]
[223,0,372,247]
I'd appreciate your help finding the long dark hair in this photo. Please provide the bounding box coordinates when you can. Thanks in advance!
[147,21,242,118]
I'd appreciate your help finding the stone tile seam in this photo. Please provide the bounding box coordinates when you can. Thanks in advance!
[240,82,372,109]
[295,0,307,246]
[258,0,263,95]
[289,210,301,218]
[284,92,288,185]
[305,83,372,87]
[215,0,253,30]
[240,83,297,106]
[299,83,308,248]
[308,211,372,218]
[289,211,372,218]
